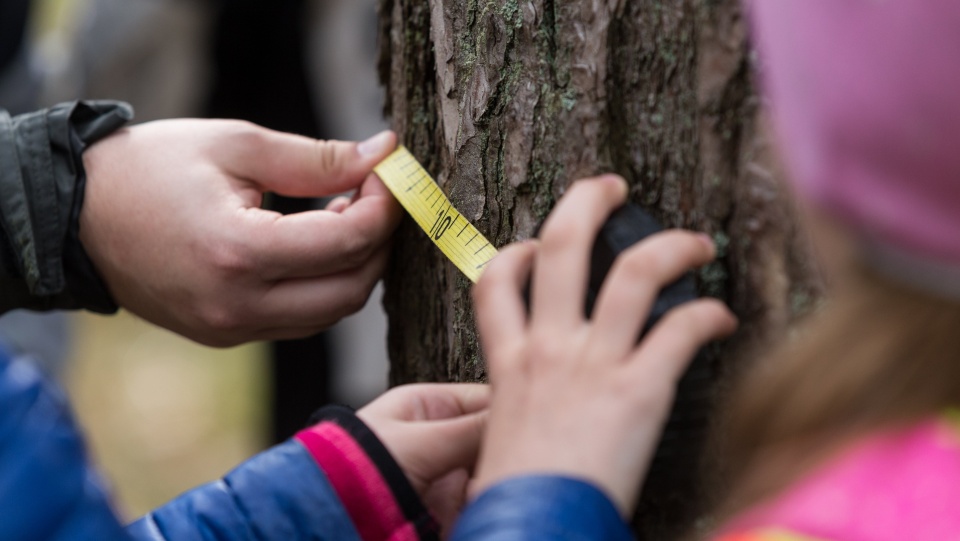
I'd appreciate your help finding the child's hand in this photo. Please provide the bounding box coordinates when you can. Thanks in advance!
[469,175,738,515]
[357,383,489,532]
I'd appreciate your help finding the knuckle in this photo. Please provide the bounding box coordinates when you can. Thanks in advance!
[227,119,260,134]
[226,120,267,148]
[314,139,345,174]
[340,230,376,267]
[195,301,245,335]
[616,247,662,281]
[486,349,520,379]
[527,332,567,365]
[539,217,581,251]
[205,239,255,277]
[342,280,374,316]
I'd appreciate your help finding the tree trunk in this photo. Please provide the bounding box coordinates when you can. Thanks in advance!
[377,0,820,537]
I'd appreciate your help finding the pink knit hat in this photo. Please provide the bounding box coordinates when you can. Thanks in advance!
[750,1,960,293]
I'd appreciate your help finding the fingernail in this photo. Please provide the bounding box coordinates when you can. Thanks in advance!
[358,131,394,157]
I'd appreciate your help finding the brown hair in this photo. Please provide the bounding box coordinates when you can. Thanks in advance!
[709,261,960,522]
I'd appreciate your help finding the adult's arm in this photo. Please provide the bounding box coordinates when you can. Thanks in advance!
[1,103,402,346]
[0,101,131,313]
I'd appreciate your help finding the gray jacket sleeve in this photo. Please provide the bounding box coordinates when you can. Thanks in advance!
[0,100,132,314]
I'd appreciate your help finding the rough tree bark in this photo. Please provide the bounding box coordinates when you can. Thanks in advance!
[377,0,820,537]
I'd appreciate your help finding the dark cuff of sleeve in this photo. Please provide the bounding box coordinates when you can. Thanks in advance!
[0,100,132,313]
[295,405,439,541]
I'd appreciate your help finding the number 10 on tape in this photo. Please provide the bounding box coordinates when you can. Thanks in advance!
[374,146,499,283]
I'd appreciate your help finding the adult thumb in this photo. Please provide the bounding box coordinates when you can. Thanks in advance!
[227,127,397,197]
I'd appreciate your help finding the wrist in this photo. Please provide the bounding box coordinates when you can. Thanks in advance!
[295,406,439,541]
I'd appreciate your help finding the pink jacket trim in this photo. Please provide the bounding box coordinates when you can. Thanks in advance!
[296,422,418,541]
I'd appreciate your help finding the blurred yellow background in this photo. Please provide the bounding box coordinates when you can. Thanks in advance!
[68,313,268,519]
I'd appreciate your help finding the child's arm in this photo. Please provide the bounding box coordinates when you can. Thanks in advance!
[131,384,489,541]
[127,435,374,541]
[0,349,131,541]
[0,343,483,541]
[453,175,737,538]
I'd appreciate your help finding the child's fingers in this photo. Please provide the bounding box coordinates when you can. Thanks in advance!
[530,176,628,333]
[588,231,716,362]
[626,299,738,383]
[359,383,490,422]
[405,383,491,421]
[473,241,538,367]
[405,412,488,481]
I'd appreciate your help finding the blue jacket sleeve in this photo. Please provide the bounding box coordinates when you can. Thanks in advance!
[0,349,129,541]
[1,343,632,541]
[0,345,365,541]
[450,477,634,541]
[127,441,362,541]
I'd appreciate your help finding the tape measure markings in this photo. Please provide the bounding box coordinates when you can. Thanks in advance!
[374,146,499,283]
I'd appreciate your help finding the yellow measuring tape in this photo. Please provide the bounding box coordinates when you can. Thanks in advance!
[374,146,499,283]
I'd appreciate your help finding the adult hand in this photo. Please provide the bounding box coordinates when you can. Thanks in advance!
[469,175,738,516]
[80,120,402,346]
[357,383,489,533]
